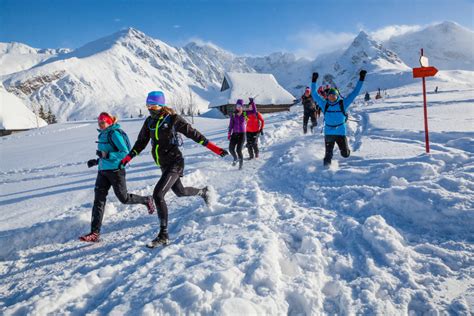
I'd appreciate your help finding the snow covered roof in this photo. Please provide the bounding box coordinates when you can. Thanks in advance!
[0,88,47,130]
[209,72,295,108]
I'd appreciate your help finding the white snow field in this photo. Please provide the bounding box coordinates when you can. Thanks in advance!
[0,76,473,315]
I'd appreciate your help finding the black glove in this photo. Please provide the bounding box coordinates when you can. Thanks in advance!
[87,159,99,168]
[219,149,229,157]
[359,70,367,81]
[260,129,264,136]
[249,97,254,103]
[312,72,319,83]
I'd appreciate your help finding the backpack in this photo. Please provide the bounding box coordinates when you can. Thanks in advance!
[147,115,183,147]
[107,129,131,152]
[170,122,183,147]
[323,99,348,128]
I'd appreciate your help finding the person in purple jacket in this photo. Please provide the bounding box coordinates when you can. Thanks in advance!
[228,98,257,169]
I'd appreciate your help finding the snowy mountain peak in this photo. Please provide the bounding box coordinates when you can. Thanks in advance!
[185,41,230,55]
[349,30,384,52]
[433,20,467,33]
[111,27,158,46]
[185,41,235,60]
[338,30,406,68]
[386,21,474,70]
[322,30,410,93]
[353,30,370,42]
[0,42,38,55]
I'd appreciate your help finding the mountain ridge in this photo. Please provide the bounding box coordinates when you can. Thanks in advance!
[1,21,472,121]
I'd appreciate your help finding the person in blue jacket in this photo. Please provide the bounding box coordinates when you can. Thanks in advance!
[311,70,367,166]
[79,112,155,242]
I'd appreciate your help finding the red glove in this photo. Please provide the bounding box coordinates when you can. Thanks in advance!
[119,155,132,168]
[206,141,229,157]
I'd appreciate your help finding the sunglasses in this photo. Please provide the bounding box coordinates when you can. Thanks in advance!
[146,104,162,111]
[98,120,108,126]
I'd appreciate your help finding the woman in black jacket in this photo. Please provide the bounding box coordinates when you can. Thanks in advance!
[120,91,228,248]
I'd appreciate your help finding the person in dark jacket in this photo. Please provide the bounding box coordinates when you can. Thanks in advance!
[301,87,319,134]
[311,70,367,166]
[79,112,155,242]
[120,91,229,248]
[228,98,257,169]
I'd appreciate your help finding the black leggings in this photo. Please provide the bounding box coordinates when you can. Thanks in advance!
[229,132,245,161]
[246,132,259,158]
[153,169,200,229]
[92,169,148,233]
[324,135,351,163]
[303,111,317,133]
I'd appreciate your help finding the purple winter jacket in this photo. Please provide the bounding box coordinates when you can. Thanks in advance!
[228,102,257,134]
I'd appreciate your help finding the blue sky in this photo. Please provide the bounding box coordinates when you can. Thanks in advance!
[1,0,473,58]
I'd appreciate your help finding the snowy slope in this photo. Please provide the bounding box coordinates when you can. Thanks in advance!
[386,21,474,70]
[0,42,69,76]
[245,52,313,96]
[0,86,47,130]
[0,76,473,314]
[2,28,212,121]
[183,41,255,87]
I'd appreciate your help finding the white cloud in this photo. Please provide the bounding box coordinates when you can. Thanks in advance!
[370,24,423,42]
[290,30,355,59]
[114,18,121,23]
[173,25,181,29]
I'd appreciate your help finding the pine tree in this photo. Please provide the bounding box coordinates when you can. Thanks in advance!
[39,105,46,120]
[47,107,57,124]
[139,109,144,118]
[50,113,57,124]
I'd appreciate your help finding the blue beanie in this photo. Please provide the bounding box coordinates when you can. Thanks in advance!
[146,91,166,106]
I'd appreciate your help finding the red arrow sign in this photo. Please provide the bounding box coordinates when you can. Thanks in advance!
[413,66,438,78]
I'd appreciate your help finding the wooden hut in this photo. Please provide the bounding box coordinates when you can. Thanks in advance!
[209,72,297,115]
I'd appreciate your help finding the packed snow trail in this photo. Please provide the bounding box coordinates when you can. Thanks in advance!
[1,83,473,314]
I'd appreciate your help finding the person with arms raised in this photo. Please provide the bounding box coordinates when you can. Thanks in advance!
[311,70,367,166]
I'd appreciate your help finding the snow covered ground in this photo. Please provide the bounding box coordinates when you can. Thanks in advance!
[0,76,473,315]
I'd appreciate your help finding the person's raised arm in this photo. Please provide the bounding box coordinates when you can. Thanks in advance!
[343,70,366,110]
[246,98,257,115]
[310,72,326,106]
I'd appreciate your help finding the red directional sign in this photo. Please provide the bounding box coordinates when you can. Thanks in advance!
[413,66,438,78]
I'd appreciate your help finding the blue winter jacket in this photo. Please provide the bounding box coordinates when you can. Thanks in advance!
[96,124,129,171]
[311,80,363,136]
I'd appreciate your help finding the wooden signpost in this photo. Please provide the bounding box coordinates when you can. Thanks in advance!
[412,49,438,153]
